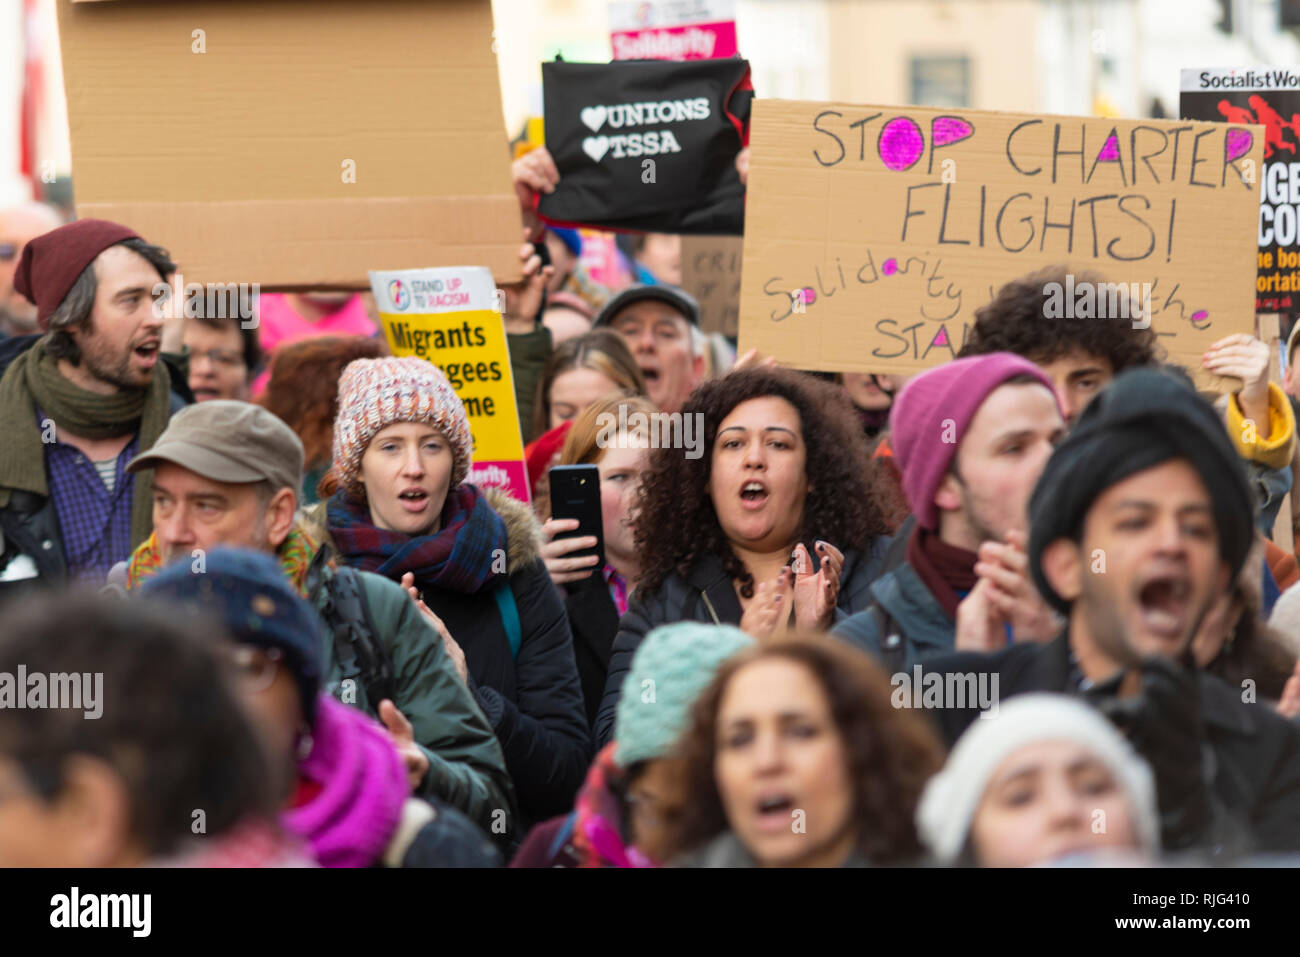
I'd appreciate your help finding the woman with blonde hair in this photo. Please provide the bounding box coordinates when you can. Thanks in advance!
[531,329,647,439]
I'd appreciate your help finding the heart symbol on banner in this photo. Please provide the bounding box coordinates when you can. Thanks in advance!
[582,136,610,162]
[580,106,607,132]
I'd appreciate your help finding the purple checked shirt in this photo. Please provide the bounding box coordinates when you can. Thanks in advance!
[41,409,139,584]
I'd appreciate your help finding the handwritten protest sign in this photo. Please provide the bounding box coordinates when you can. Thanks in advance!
[738,100,1265,378]
[369,267,529,503]
[681,235,744,336]
[1182,68,1300,313]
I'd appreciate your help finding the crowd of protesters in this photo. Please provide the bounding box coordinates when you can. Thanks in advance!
[2,135,1300,870]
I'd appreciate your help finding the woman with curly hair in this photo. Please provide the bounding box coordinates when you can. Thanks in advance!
[592,366,894,746]
[662,634,943,867]
[257,335,383,505]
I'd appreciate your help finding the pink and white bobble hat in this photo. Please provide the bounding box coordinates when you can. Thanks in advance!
[332,356,474,494]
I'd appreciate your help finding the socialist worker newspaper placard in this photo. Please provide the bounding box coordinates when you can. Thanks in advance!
[1181,68,1300,313]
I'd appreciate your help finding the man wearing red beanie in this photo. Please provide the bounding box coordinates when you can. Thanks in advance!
[834,352,1065,670]
[0,218,181,591]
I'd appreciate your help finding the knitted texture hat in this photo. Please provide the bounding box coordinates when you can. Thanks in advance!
[615,622,754,767]
[332,357,474,495]
[1028,367,1255,614]
[916,694,1159,864]
[139,547,324,724]
[890,353,1059,530]
[13,218,142,329]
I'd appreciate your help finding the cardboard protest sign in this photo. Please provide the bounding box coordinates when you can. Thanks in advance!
[738,99,1264,379]
[1181,69,1300,313]
[609,0,738,61]
[57,0,522,291]
[681,235,744,336]
[369,268,529,503]
[538,58,752,235]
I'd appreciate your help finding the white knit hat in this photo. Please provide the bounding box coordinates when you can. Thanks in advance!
[332,357,473,494]
[916,694,1159,864]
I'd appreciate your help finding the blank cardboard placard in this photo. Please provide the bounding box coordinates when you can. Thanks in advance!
[681,235,744,336]
[57,0,522,290]
[738,99,1264,378]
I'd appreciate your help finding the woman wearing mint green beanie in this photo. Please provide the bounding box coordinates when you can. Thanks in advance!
[511,622,753,868]
[663,634,943,867]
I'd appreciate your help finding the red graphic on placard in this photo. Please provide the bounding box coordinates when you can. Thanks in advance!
[1218,95,1299,159]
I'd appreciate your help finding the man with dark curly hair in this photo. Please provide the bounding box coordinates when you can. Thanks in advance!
[957,266,1158,426]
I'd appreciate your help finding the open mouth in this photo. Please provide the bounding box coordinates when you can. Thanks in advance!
[740,480,769,508]
[134,341,160,362]
[639,365,660,384]
[1136,574,1191,638]
[398,488,430,512]
[754,792,795,831]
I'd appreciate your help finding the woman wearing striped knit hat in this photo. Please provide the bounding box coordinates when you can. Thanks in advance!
[305,356,591,835]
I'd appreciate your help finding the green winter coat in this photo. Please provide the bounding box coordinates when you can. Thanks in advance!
[305,552,519,841]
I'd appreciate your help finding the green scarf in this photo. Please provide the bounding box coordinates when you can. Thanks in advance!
[0,342,173,549]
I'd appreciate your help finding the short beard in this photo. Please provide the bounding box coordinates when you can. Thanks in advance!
[952,466,1004,547]
[78,322,149,392]
[1078,565,1210,668]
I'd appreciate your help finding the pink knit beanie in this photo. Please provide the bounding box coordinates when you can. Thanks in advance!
[332,357,474,494]
[890,353,1059,530]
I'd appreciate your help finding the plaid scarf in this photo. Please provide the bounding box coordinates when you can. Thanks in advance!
[127,526,319,595]
[325,484,507,596]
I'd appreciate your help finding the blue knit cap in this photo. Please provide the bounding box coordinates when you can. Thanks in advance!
[139,547,324,724]
[615,622,754,767]
[548,226,582,258]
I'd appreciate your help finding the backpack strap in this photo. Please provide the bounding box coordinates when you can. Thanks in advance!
[318,565,398,707]
[494,582,523,660]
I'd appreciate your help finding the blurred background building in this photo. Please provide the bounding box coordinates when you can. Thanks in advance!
[3,0,1300,206]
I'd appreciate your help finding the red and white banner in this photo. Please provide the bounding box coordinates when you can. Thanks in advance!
[609,0,738,61]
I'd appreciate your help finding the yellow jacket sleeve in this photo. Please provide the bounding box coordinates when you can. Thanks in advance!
[1226,382,1296,470]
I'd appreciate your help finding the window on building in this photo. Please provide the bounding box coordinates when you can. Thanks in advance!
[910,55,971,108]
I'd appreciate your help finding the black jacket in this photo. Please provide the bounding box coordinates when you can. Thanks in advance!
[563,571,621,731]
[593,537,893,748]
[922,633,1300,856]
[305,488,592,830]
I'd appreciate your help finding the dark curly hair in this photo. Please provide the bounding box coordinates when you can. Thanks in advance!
[660,634,945,865]
[634,366,890,599]
[958,265,1160,372]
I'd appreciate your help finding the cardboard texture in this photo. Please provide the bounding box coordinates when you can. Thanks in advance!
[57,0,522,290]
[738,99,1265,380]
[681,234,743,336]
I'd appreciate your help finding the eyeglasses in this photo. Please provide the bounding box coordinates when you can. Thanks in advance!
[229,646,284,692]
[188,348,245,369]
[0,243,18,262]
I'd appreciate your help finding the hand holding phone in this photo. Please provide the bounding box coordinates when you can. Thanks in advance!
[546,465,605,582]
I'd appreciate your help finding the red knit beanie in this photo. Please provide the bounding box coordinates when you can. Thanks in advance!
[12,218,142,330]
[525,420,573,495]
[890,353,1060,530]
